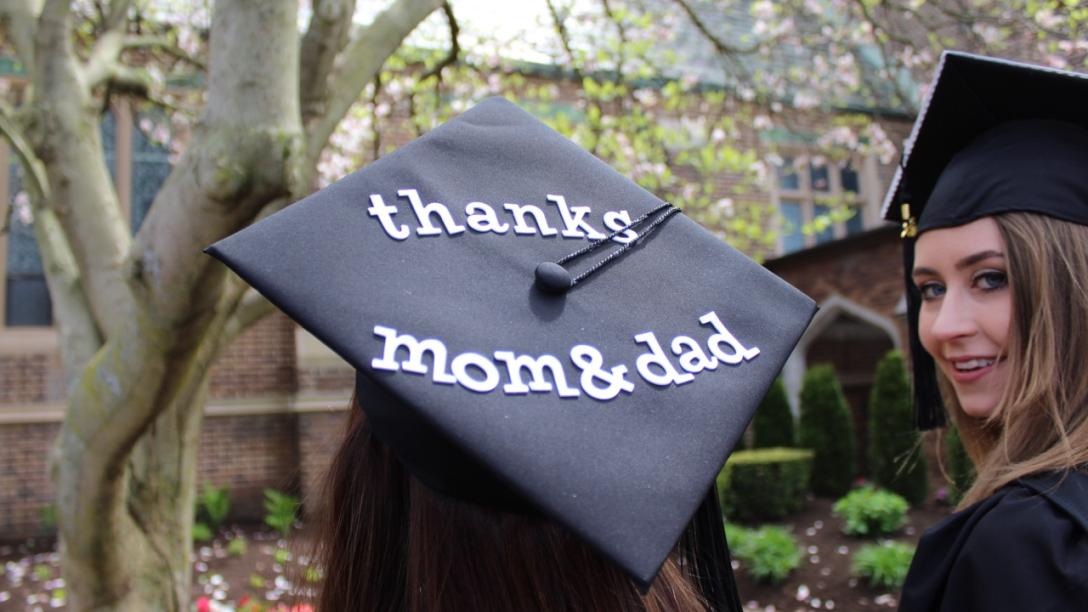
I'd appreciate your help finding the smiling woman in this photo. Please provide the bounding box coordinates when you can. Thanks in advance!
[884,52,1088,612]
[912,217,1011,419]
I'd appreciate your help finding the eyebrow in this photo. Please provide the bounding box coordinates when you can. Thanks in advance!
[912,250,1005,278]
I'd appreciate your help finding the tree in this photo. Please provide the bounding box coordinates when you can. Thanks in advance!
[799,365,856,497]
[752,378,795,448]
[868,350,927,505]
[0,0,446,608]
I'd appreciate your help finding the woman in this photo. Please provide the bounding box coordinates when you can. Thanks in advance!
[885,52,1088,611]
[309,396,711,611]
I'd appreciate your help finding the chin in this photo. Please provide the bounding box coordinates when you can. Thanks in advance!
[955,394,999,419]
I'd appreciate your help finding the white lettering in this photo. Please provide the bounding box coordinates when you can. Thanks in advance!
[370,326,457,383]
[494,351,580,397]
[465,201,510,234]
[635,331,695,386]
[603,210,640,244]
[367,194,410,240]
[546,194,606,240]
[451,352,501,393]
[700,311,761,365]
[671,336,719,374]
[503,202,559,236]
[399,188,465,237]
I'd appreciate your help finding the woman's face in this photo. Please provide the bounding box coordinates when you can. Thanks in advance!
[912,217,1012,418]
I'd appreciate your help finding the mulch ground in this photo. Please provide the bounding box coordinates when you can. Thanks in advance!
[730,497,949,611]
[1,500,951,611]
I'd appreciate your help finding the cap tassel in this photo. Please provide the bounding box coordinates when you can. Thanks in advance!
[680,489,743,612]
[901,234,946,430]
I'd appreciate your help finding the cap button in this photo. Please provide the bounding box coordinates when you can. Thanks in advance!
[535,262,572,295]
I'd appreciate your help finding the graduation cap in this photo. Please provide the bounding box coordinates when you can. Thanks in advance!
[882,51,1088,429]
[206,97,816,605]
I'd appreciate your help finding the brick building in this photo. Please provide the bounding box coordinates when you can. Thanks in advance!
[0,66,916,538]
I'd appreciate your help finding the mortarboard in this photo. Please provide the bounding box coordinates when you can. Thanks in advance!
[206,97,817,604]
[882,51,1088,429]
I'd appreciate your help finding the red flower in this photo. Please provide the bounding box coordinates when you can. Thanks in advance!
[196,596,211,612]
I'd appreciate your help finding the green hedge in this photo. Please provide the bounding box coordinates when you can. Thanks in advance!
[799,365,856,497]
[718,447,813,522]
[832,486,909,537]
[752,378,796,448]
[868,351,928,505]
[726,524,802,584]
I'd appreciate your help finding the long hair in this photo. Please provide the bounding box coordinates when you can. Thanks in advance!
[942,212,1088,508]
[311,399,708,611]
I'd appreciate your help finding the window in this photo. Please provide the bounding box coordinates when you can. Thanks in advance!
[771,154,876,255]
[1,102,172,330]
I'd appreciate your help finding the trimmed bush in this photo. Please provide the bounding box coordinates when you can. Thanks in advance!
[718,447,813,522]
[852,541,916,590]
[752,378,795,448]
[726,524,801,584]
[868,351,928,505]
[799,365,856,497]
[833,486,909,537]
[945,423,976,505]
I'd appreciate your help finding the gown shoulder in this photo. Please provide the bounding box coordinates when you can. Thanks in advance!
[898,469,1088,612]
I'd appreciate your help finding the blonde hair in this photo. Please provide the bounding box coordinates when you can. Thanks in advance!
[944,212,1088,508]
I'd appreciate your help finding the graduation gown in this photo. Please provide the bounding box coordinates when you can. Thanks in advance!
[899,470,1088,612]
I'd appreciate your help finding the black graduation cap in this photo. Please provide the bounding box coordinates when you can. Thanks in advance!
[882,51,1088,429]
[206,97,816,603]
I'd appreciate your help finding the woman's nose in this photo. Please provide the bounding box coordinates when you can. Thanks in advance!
[929,290,977,341]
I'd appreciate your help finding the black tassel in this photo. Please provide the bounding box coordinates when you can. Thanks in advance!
[681,489,742,612]
[901,234,946,430]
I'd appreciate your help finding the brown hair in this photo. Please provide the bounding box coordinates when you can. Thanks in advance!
[310,399,708,611]
[942,213,1088,508]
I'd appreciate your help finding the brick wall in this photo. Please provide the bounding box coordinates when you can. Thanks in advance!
[0,421,58,536]
[209,312,298,399]
[0,353,64,405]
[766,225,907,344]
[196,412,302,521]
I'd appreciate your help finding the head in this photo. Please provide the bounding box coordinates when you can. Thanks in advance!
[310,398,709,612]
[913,212,1088,506]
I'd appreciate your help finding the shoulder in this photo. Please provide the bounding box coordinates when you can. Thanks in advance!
[948,470,1088,611]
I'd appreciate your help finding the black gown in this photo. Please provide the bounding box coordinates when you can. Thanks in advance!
[899,469,1088,612]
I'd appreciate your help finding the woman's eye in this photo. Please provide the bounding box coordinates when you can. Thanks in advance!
[918,282,945,301]
[974,270,1008,291]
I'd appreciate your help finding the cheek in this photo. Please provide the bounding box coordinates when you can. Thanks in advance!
[981,293,1013,351]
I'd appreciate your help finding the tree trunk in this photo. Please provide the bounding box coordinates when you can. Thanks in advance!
[55,360,209,611]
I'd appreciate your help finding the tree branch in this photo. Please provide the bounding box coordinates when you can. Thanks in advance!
[0,105,102,384]
[305,0,444,166]
[420,1,459,83]
[0,0,41,75]
[300,0,358,124]
[34,0,135,340]
[123,34,208,70]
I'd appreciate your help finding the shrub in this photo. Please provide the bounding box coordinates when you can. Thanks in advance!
[227,534,247,557]
[196,483,231,531]
[799,365,857,497]
[868,352,928,505]
[833,486,909,537]
[264,489,301,537]
[852,541,916,590]
[945,423,976,505]
[719,447,813,522]
[192,521,213,543]
[752,378,795,448]
[727,524,801,584]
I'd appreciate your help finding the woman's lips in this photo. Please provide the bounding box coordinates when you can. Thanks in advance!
[945,357,999,384]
